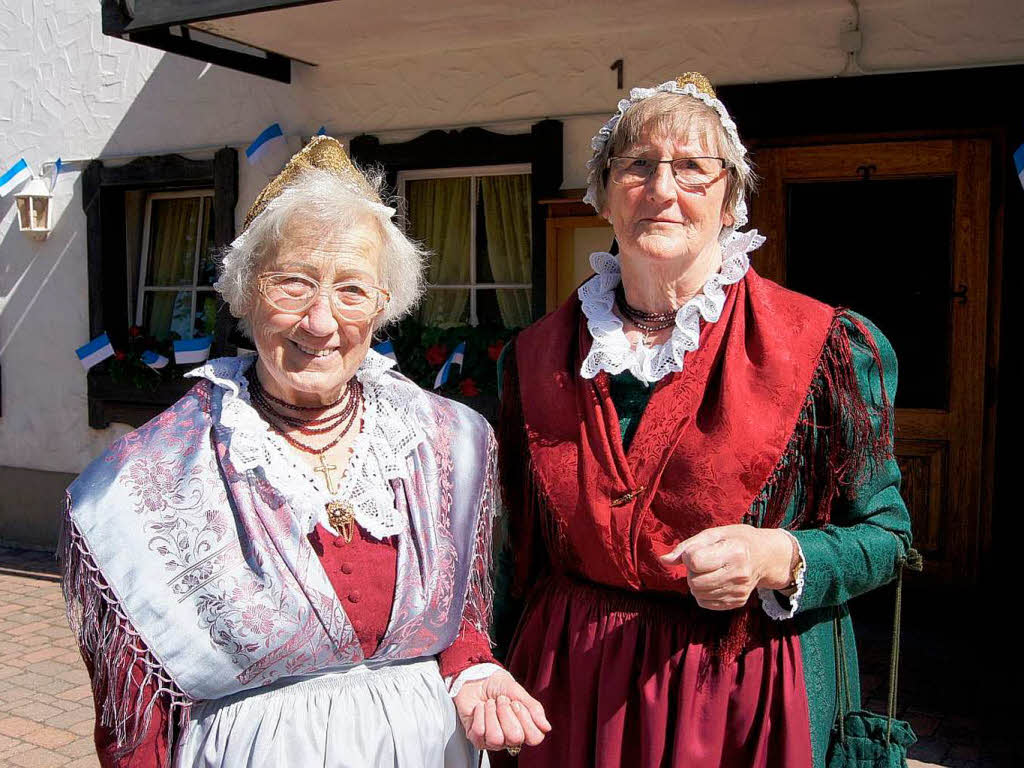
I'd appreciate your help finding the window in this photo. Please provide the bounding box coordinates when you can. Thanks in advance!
[399,165,532,329]
[134,190,218,341]
[83,149,238,428]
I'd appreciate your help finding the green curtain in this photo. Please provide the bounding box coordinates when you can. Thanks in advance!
[145,197,201,339]
[481,175,532,328]
[408,178,472,327]
[407,179,471,325]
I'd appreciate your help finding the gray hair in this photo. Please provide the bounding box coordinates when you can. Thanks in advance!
[215,167,426,338]
[586,91,755,222]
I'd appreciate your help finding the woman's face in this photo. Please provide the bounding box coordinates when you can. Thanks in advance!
[600,126,733,267]
[249,214,382,406]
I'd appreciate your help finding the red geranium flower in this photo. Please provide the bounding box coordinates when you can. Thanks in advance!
[487,340,506,361]
[115,350,127,361]
[128,325,142,338]
[459,378,480,397]
[425,344,448,367]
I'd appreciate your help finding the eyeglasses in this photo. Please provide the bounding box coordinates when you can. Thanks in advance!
[257,272,390,322]
[607,156,729,188]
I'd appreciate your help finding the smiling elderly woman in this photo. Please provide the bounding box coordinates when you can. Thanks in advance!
[494,74,912,767]
[61,136,548,768]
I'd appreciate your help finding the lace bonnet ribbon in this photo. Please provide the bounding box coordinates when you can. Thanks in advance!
[232,135,395,249]
[583,72,752,238]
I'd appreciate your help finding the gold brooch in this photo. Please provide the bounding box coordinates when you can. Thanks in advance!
[675,72,716,99]
[326,501,356,543]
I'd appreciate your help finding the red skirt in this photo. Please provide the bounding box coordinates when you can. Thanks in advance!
[497,575,813,768]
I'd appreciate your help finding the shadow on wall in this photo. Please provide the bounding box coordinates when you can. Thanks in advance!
[0,52,313,549]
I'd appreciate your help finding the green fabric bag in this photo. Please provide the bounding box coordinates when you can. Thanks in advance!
[826,550,922,768]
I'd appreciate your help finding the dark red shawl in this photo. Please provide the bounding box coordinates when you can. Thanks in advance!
[500,268,890,656]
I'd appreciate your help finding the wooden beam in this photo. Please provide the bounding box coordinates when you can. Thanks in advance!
[123,0,334,32]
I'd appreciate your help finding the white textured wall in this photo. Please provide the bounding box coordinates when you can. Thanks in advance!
[1,0,1023,473]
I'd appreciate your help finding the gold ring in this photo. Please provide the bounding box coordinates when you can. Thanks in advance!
[506,745,522,756]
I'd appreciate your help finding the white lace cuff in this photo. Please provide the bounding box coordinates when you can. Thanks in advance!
[447,663,505,698]
[757,533,806,621]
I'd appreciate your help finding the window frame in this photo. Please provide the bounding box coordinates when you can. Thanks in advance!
[134,189,218,338]
[82,148,238,429]
[398,163,532,327]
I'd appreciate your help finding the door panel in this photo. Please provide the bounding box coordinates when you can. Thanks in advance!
[750,139,990,584]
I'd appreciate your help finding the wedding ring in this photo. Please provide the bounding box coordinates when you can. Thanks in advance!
[506,745,522,756]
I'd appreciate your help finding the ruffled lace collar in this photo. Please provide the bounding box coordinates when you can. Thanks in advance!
[185,349,426,539]
[579,229,765,384]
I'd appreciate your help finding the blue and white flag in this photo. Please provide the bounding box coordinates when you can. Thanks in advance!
[373,340,399,366]
[48,157,63,191]
[173,336,213,365]
[433,341,466,390]
[1014,143,1024,192]
[0,158,31,197]
[76,333,115,370]
[140,350,169,370]
[246,122,286,163]
[316,125,328,136]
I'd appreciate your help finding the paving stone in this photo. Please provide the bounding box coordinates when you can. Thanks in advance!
[22,725,77,749]
[8,745,73,768]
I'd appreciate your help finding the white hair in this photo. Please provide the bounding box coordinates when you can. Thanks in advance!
[214,167,427,338]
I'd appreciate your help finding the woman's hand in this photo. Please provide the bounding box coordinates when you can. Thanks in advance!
[660,524,796,611]
[454,669,551,752]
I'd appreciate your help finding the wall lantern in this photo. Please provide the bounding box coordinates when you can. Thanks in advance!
[14,177,53,240]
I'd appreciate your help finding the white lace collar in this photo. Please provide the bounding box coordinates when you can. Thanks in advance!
[185,349,427,540]
[578,229,765,384]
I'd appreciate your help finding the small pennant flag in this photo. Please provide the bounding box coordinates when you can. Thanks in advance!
[245,122,287,169]
[140,350,169,370]
[316,125,327,136]
[1014,143,1024,192]
[173,336,213,365]
[0,158,31,197]
[433,341,466,390]
[48,157,63,191]
[76,333,115,370]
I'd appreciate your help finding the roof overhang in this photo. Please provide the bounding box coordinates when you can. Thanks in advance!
[101,0,336,82]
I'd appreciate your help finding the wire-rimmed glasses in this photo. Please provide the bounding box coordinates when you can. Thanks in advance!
[607,156,729,188]
[257,272,390,322]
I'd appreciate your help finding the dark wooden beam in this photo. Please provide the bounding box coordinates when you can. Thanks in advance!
[125,28,292,83]
[123,0,334,32]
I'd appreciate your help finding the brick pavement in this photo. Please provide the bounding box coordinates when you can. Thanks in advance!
[0,544,1018,767]
[0,547,98,768]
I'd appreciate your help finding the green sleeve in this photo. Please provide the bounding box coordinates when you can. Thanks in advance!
[791,313,913,614]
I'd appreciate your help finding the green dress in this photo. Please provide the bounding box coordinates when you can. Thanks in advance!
[497,312,912,766]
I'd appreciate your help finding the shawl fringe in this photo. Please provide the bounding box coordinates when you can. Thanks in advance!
[59,493,191,764]
[751,309,893,532]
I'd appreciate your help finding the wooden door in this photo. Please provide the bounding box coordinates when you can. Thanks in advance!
[749,139,991,584]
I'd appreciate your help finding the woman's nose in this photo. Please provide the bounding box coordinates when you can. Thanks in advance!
[301,292,339,336]
[646,162,677,200]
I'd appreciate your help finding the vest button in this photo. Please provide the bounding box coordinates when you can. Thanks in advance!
[341,562,354,575]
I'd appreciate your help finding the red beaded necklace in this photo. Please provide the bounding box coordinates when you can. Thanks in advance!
[247,369,363,542]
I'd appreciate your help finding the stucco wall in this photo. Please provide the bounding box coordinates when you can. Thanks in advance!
[1,0,1023,483]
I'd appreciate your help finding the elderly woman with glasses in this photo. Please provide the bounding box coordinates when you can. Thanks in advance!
[494,74,912,767]
[62,136,549,768]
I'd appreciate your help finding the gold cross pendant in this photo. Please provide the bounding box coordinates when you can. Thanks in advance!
[326,501,355,543]
[314,454,338,494]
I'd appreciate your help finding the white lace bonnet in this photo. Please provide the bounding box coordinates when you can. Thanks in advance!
[583,72,752,242]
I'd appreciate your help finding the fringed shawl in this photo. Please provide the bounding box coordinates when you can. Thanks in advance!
[61,367,497,759]
[500,268,891,662]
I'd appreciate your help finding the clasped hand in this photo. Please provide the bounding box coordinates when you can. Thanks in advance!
[660,524,796,611]
[454,669,551,752]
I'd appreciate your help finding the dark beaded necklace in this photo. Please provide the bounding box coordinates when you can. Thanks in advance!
[615,285,677,333]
